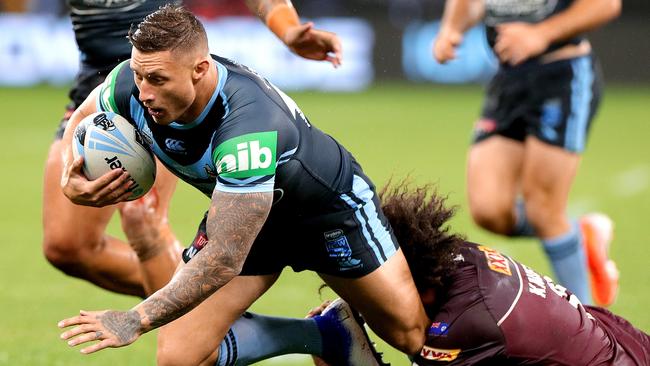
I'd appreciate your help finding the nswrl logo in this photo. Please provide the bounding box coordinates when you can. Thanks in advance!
[324,229,362,270]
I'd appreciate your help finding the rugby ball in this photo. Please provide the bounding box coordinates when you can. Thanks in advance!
[72,112,156,200]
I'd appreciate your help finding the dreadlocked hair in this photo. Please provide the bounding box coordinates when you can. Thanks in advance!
[379,179,465,293]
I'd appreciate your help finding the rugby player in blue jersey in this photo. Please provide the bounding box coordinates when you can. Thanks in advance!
[57,5,427,365]
[433,0,621,307]
[43,0,343,297]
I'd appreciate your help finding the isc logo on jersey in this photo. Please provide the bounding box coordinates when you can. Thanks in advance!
[213,131,277,178]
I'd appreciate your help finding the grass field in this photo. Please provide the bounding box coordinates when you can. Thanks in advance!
[0,83,648,365]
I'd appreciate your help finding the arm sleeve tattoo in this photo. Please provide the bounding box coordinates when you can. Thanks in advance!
[135,190,272,331]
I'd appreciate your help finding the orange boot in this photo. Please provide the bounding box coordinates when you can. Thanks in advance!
[580,213,619,307]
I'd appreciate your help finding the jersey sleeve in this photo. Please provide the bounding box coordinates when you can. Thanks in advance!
[96,60,132,116]
[211,130,279,193]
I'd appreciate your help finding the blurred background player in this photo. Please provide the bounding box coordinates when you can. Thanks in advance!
[42,0,343,297]
[432,0,621,306]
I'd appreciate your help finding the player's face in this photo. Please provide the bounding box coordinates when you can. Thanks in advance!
[131,48,196,125]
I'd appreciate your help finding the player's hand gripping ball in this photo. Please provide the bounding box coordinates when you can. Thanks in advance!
[72,112,156,200]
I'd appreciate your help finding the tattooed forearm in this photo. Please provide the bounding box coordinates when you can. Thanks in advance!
[98,310,142,343]
[137,190,273,331]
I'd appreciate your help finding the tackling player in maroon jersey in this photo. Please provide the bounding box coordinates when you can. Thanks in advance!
[387,182,648,365]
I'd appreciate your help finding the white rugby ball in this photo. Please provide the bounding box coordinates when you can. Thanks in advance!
[72,112,156,200]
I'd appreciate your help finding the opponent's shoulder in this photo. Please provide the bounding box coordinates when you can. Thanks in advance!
[97,59,134,115]
[418,284,506,365]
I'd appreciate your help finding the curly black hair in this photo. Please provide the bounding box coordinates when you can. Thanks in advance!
[379,180,465,293]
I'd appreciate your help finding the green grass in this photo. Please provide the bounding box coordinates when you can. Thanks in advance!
[0,83,648,365]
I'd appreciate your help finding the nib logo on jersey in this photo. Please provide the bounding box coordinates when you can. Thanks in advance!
[213,132,278,179]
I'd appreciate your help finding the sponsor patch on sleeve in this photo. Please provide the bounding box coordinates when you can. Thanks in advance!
[478,245,512,276]
[212,131,277,179]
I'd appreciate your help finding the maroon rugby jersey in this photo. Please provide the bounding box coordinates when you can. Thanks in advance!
[413,242,649,365]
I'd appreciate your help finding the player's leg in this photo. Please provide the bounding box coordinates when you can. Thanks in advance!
[156,273,281,366]
[118,159,181,295]
[215,298,386,366]
[467,135,525,235]
[162,213,382,366]
[42,137,144,296]
[466,70,531,237]
[320,248,428,356]
[158,276,383,365]
[521,54,618,306]
[521,138,592,304]
[521,137,578,237]
[307,172,428,356]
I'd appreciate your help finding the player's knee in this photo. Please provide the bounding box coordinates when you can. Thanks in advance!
[389,323,427,355]
[522,190,563,228]
[42,236,86,272]
[470,204,513,235]
[156,341,188,366]
[157,337,214,366]
[370,312,426,355]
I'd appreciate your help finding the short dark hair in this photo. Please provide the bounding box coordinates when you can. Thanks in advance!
[379,180,464,292]
[128,4,207,54]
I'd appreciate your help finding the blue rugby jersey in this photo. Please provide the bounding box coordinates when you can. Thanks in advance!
[96,55,355,217]
[67,0,181,65]
[483,0,584,58]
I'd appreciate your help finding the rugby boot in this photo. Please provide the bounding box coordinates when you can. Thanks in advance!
[580,213,619,307]
[316,298,389,366]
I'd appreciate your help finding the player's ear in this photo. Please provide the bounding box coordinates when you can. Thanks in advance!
[193,56,210,81]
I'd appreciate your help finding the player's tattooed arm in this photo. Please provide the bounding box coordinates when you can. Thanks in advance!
[135,190,273,331]
[58,190,272,353]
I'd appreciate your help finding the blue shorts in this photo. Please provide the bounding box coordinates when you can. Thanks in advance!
[473,54,603,153]
[183,169,399,278]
